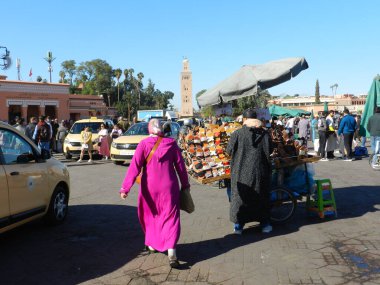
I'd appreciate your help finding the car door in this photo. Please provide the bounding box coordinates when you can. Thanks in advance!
[0,128,48,218]
[0,163,10,227]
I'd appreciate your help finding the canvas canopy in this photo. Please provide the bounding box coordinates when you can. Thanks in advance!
[269,105,311,118]
[361,75,380,137]
[197,57,309,107]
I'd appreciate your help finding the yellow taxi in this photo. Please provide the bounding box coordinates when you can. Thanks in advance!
[110,121,180,165]
[0,122,70,234]
[63,117,114,159]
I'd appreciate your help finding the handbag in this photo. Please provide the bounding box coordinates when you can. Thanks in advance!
[180,188,195,213]
[135,137,163,184]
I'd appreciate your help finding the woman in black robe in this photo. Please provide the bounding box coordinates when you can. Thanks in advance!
[226,109,273,234]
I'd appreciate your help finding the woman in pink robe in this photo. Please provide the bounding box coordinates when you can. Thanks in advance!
[119,119,190,268]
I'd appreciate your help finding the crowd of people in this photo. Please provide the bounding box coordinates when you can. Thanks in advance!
[11,115,69,153]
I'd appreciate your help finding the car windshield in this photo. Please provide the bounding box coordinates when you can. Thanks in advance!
[124,123,149,136]
[69,122,102,134]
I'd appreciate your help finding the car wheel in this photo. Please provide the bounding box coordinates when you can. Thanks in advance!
[114,160,123,165]
[65,152,72,159]
[45,185,69,225]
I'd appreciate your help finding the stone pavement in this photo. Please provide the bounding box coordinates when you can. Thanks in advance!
[1,156,380,285]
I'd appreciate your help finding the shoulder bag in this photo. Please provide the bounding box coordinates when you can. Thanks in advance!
[180,188,195,214]
[135,137,163,184]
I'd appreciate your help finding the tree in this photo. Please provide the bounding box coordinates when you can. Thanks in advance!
[232,90,271,116]
[315,79,321,104]
[200,106,215,118]
[60,60,76,85]
[114,68,122,102]
[136,72,144,108]
[59,70,66,83]
[76,59,113,96]
[36,76,42,82]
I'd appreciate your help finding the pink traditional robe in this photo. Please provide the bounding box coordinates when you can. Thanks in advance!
[119,136,190,252]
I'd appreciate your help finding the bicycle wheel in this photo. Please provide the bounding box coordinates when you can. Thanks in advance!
[270,187,297,224]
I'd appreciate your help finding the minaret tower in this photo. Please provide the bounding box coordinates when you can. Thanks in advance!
[180,58,193,117]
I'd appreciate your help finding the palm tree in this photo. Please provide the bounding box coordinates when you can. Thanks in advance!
[136,72,144,108]
[59,71,65,83]
[114,68,122,102]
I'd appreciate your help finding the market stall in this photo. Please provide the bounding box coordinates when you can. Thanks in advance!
[179,122,321,223]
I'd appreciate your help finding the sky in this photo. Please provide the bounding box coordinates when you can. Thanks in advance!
[2,0,380,109]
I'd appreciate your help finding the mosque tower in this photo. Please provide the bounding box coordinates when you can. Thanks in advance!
[180,58,193,117]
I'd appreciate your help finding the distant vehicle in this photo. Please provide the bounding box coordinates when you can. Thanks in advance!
[63,117,114,159]
[0,121,70,233]
[177,117,203,127]
[137,110,178,122]
[110,121,180,165]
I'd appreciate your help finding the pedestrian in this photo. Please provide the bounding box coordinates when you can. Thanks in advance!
[25,117,38,143]
[45,116,54,152]
[77,126,93,163]
[338,108,357,161]
[33,115,52,152]
[13,117,26,134]
[276,116,284,126]
[98,123,110,160]
[317,111,329,161]
[326,110,338,159]
[297,115,310,143]
[311,114,319,142]
[226,108,273,235]
[285,116,295,136]
[366,106,380,154]
[117,116,129,132]
[56,120,68,153]
[110,124,123,140]
[119,119,190,268]
[52,118,59,152]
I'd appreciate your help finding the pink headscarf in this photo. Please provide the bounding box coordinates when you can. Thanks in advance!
[148,119,164,137]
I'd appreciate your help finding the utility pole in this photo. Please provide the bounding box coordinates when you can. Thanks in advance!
[44,51,56,83]
[16,58,21,80]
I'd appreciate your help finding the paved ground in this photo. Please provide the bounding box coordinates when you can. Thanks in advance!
[1,154,380,285]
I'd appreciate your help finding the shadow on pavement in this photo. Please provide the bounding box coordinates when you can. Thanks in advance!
[0,204,144,285]
[179,185,380,266]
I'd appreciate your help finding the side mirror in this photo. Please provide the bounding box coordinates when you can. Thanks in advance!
[41,148,51,160]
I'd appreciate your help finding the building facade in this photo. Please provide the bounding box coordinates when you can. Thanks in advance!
[0,75,108,123]
[180,58,193,117]
[269,94,367,114]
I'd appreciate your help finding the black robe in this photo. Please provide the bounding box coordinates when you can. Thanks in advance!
[226,124,273,225]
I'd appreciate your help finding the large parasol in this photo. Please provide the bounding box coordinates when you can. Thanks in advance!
[361,75,380,137]
[197,57,309,107]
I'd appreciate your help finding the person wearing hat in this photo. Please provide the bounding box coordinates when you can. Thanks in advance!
[226,108,273,235]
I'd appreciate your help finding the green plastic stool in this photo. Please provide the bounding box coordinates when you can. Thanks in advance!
[307,179,337,218]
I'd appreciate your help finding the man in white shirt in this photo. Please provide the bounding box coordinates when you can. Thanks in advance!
[285,117,295,134]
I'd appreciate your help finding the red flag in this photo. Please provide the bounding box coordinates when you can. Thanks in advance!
[29,68,32,77]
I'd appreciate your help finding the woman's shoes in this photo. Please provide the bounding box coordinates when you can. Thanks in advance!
[144,246,157,254]
[169,257,180,268]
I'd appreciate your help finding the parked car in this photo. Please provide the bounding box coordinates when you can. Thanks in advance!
[63,117,114,159]
[0,122,70,234]
[110,121,180,165]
